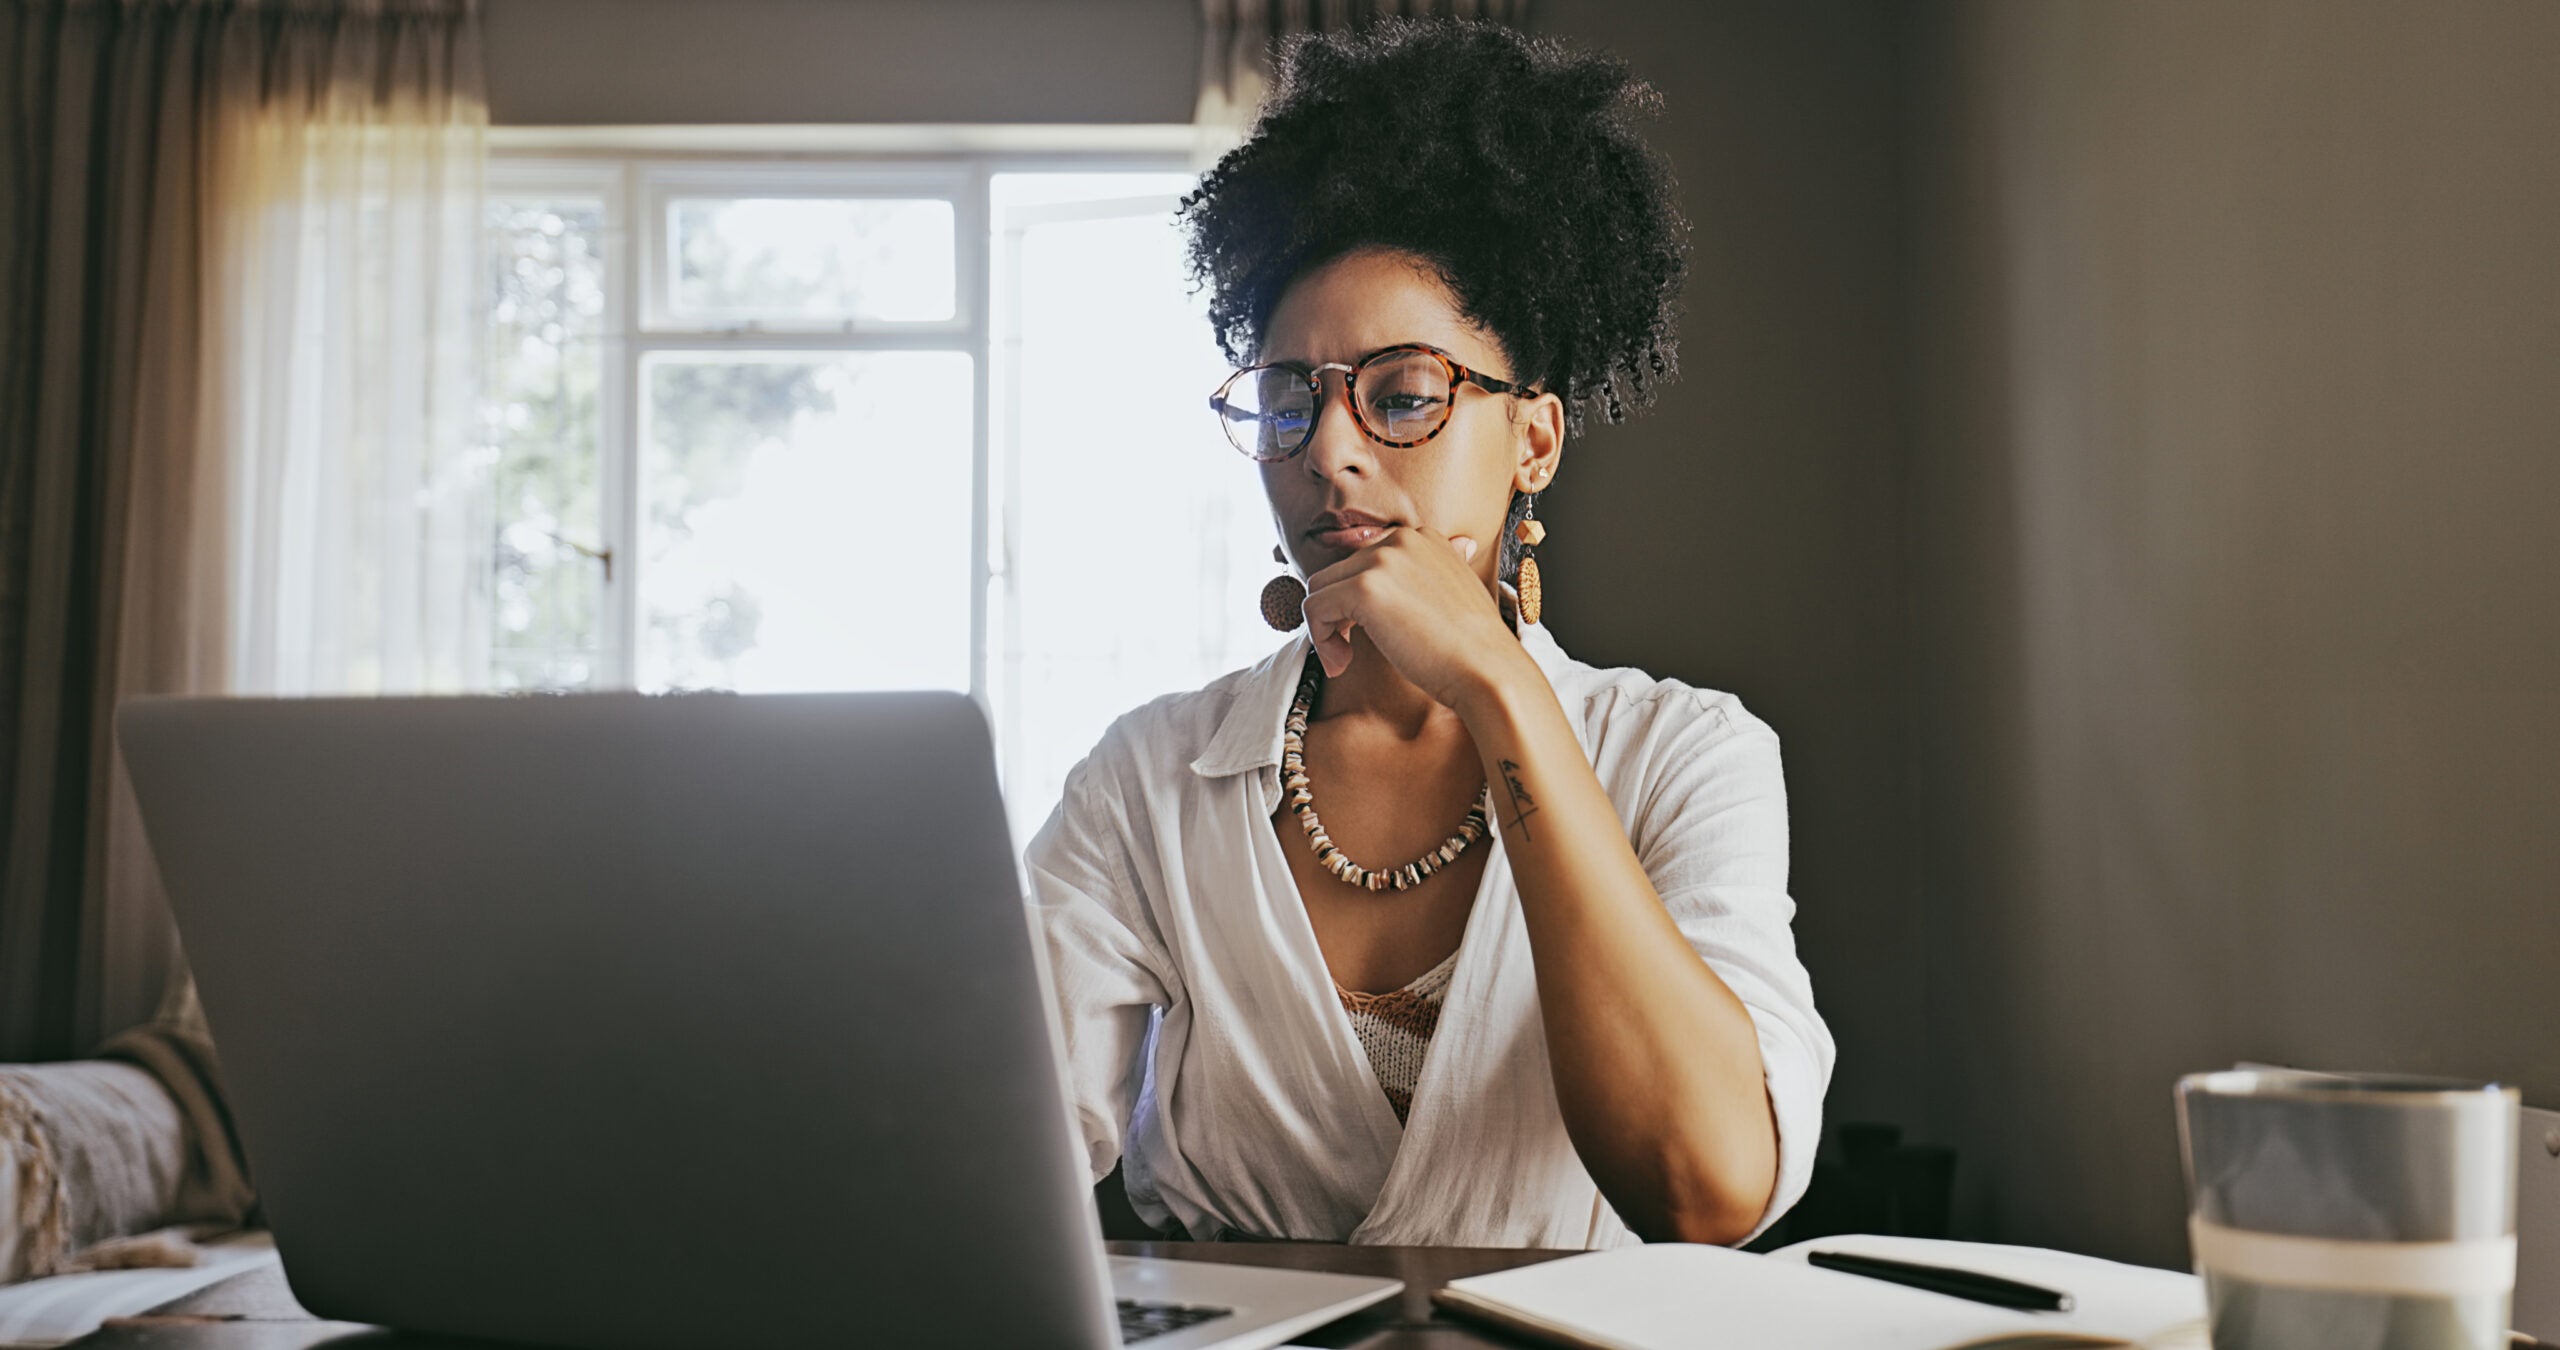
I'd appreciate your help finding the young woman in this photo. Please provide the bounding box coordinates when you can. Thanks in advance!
[1025,20,1831,1250]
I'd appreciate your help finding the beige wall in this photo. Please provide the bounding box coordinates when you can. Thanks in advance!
[1906,0,2560,1264]
[1527,0,1924,1142]
[483,0,1197,125]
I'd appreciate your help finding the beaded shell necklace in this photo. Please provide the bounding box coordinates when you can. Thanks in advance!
[1280,653,1491,893]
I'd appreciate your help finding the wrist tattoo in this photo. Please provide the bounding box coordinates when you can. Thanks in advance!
[1496,758,1539,840]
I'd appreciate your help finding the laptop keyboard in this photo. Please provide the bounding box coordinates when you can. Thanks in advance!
[1117,1297,1234,1343]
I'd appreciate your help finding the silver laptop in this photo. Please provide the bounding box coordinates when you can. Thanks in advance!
[118,690,1400,1350]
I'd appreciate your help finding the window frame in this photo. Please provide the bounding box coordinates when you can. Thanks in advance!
[484,138,1197,699]
[635,161,979,335]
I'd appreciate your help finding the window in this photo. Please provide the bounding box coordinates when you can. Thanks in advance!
[482,150,1279,839]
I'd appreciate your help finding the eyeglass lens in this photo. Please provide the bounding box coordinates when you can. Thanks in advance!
[1219,349,1453,459]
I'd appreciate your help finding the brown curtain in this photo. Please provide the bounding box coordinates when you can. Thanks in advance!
[0,0,484,1261]
[3,0,228,1065]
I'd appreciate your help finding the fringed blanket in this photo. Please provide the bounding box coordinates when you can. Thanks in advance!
[0,1012,255,1283]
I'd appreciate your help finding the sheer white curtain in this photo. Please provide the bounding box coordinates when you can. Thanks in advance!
[209,4,491,696]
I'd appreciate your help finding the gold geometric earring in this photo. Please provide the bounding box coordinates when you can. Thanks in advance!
[1261,543,1306,631]
[1513,495,1547,626]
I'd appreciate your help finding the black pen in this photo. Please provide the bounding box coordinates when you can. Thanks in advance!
[1806,1250,2076,1313]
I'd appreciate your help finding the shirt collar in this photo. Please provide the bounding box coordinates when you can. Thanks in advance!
[1187,589,1576,780]
[1185,635,1309,778]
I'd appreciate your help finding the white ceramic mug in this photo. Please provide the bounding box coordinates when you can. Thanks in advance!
[2177,1069,2519,1350]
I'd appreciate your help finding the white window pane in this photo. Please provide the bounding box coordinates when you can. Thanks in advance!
[485,195,609,690]
[668,197,955,324]
[990,172,1200,211]
[992,176,1274,840]
[640,352,973,693]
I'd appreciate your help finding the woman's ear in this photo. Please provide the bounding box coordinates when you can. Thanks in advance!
[1514,391,1566,494]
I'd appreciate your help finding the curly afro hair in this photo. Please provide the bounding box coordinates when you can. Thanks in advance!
[1178,18,1688,437]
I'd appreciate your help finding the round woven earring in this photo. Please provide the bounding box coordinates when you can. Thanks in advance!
[1513,494,1547,626]
[1261,544,1306,631]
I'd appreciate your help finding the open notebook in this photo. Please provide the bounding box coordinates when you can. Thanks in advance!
[1432,1234,2208,1350]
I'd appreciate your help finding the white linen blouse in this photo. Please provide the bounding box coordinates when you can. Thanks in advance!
[1023,621,1834,1249]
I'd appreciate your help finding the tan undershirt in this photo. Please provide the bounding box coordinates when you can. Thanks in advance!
[1333,947,1460,1124]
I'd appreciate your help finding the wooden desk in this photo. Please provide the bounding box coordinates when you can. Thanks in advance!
[73,1242,1568,1350]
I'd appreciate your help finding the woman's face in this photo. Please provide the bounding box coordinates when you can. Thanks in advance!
[1255,248,1563,585]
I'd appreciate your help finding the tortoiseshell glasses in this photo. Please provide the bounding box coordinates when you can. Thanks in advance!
[1208,343,1531,462]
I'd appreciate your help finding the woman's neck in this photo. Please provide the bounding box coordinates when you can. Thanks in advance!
[1311,630,1467,743]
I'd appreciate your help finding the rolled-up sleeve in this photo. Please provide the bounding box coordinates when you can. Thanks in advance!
[1023,751,1175,1185]
[1622,690,1836,1243]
